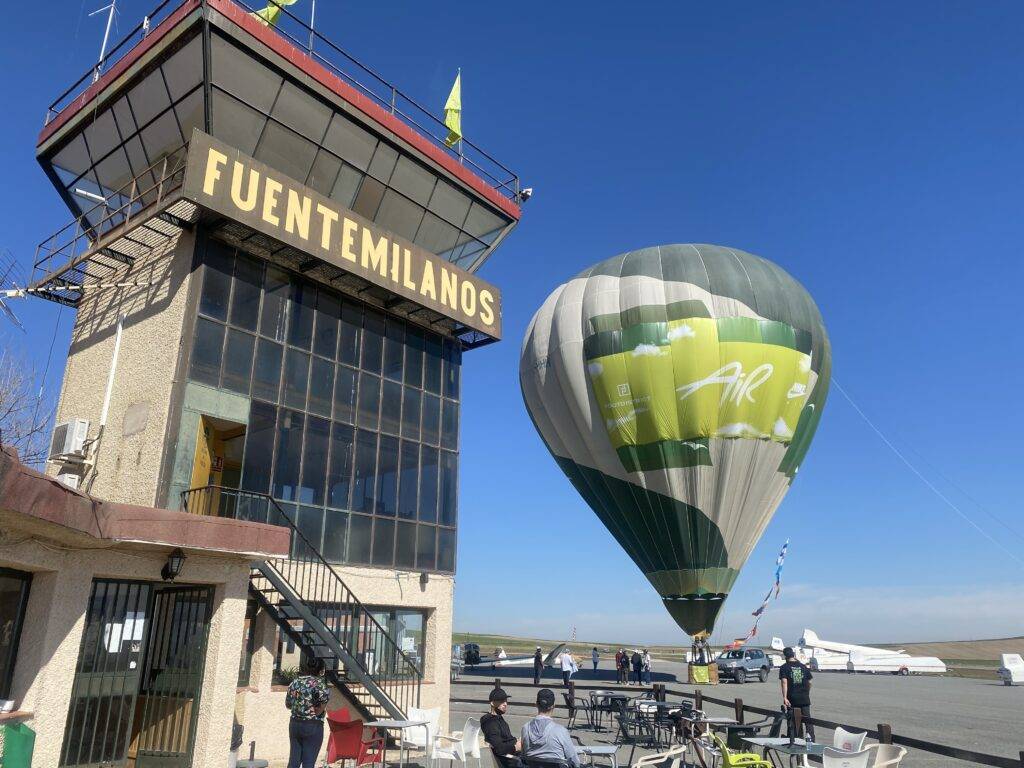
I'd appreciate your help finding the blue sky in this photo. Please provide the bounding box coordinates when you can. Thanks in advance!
[4,1,1024,644]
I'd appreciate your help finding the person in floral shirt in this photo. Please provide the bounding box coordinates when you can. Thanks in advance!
[286,653,330,768]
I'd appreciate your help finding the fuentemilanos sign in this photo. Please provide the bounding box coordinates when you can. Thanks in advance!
[182,130,502,338]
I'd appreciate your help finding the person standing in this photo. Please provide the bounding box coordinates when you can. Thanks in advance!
[533,646,544,685]
[560,649,578,697]
[779,647,815,742]
[591,647,600,674]
[642,649,652,686]
[618,649,630,684]
[614,650,623,683]
[285,652,330,768]
[481,687,522,768]
[630,649,643,686]
[521,689,581,768]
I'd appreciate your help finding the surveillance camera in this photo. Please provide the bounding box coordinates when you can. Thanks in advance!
[519,187,533,202]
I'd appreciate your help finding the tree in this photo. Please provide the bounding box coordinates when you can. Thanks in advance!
[0,340,55,467]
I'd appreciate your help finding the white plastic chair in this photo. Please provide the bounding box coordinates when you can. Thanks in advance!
[822,747,872,768]
[833,727,867,752]
[865,744,907,767]
[631,743,687,768]
[433,717,481,768]
[403,706,441,758]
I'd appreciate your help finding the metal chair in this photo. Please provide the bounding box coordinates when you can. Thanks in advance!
[563,692,595,730]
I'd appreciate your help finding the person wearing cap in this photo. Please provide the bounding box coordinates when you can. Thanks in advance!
[533,647,544,685]
[779,647,815,742]
[481,687,522,768]
[521,689,581,768]
[591,647,600,674]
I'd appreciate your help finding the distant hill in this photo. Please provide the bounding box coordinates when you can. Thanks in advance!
[879,636,1024,661]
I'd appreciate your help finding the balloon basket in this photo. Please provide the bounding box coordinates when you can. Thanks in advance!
[688,663,719,685]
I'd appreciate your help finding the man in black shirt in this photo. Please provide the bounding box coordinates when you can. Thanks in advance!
[533,647,544,685]
[481,687,522,768]
[778,647,815,742]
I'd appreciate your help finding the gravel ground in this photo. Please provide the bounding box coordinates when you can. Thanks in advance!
[448,658,1024,768]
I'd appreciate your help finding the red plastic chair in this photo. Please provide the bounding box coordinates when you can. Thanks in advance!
[326,710,385,768]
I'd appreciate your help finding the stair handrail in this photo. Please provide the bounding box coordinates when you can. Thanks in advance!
[181,485,424,679]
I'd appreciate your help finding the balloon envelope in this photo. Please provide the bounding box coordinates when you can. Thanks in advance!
[520,244,830,637]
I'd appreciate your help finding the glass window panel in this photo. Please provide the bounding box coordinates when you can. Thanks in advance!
[190,317,224,385]
[351,430,377,513]
[271,81,332,141]
[139,109,184,163]
[428,178,472,228]
[307,149,342,196]
[356,373,380,430]
[414,212,460,256]
[252,338,283,402]
[127,69,171,128]
[376,435,399,517]
[287,280,316,349]
[333,366,357,423]
[382,320,404,381]
[372,518,395,566]
[323,509,349,562]
[437,528,456,573]
[453,237,486,268]
[230,254,262,330]
[211,34,282,112]
[420,393,440,446]
[174,87,205,141]
[260,265,289,340]
[380,380,402,436]
[93,147,134,196]
[367,142,398,182]
[443,339,461,400]
[283,348,310,410]
[351,175,385,220]
[309,357,335,417]
[211,90,266,156]
[112,97,137,141]
[51,134,91,180]
[122,134,151,181]
[323,113,377,171]
[404,327,424,388]
[401,388,421,442]
[416,524,436,571]
[397,441,419,521]
[83,109,122,165]
[423,333,442,394]
[255,120,318,188]
[295,506,325,558]
[361,310,384,374]
[328,423,354,509]
[441,399,459,450]
[241,401,277,493]
[439,451,458,526]
[299,416,330,505]
[222,329,255,395]
[331,164,363,209]
[419,446,438,523]
[200,242,233,320]
[348,514,373,564]
[314,290,340,358]
[390,156,436,206]
[272,409,305,501]
[463,201,508,244]
[338,302,362,366]
[375,190,424,243]
[395,521,416,569]
[162,35,203,101]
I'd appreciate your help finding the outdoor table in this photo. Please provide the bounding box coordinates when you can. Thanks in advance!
[589,691,628,731]
[576,744,620,768]
[743,737,827,768]
[373,719,429,767]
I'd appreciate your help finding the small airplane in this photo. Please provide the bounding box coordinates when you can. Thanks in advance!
[460,642,568,669]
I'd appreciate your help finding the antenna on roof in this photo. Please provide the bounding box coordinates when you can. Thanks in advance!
[0,250,26,332]
[89,0,118,83]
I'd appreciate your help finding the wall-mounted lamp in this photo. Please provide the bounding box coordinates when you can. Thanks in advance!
[161,548,186,581]
[419,572,429,587]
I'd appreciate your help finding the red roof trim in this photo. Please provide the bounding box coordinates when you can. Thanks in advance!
[209,0,521,221]
[37,0,201,148]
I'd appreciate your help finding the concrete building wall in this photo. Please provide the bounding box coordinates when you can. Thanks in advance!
[51,230,196,507]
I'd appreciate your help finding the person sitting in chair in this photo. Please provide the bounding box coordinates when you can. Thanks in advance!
[521,689,580,768]
[481,687,522,768]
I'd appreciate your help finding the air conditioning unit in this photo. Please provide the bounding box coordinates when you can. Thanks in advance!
[48,419,90,462]
[57,473,81,490]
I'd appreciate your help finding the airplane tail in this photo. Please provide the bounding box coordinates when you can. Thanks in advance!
[800,628,819,647]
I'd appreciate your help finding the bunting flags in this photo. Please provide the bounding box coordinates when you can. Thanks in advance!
[729,539,789,649]
[250,0,297,27]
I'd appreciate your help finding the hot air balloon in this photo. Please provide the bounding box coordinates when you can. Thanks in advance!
[520,244,830,640]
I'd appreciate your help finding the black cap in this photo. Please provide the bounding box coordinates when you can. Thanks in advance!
[489,687,510,703]
[783,647,796,659]
[536,688,556,709]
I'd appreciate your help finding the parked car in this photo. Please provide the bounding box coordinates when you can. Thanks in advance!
[716,648,771,683]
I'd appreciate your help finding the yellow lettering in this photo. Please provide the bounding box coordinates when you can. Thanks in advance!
[479,289,495,326]
[402,249,416,290]
[361,229,389,276]
[440,268,458,310]
[341,218,358,263]
[285,189,312,240]
[202,149,228,196]
[420,261,436,300]
[390,243,401,283]
[230,161,259,212]
[262,177,283,226]
[316,203,338,250]
[460,279,477,317]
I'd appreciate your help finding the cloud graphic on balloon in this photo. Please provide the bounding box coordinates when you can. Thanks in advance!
[631,344,666,357]
[667,324,696,340]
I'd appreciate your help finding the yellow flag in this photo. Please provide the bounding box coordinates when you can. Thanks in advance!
[443,71,462,148]
[250,0,297,26]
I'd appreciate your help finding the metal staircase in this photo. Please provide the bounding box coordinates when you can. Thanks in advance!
[182,486,421,720]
